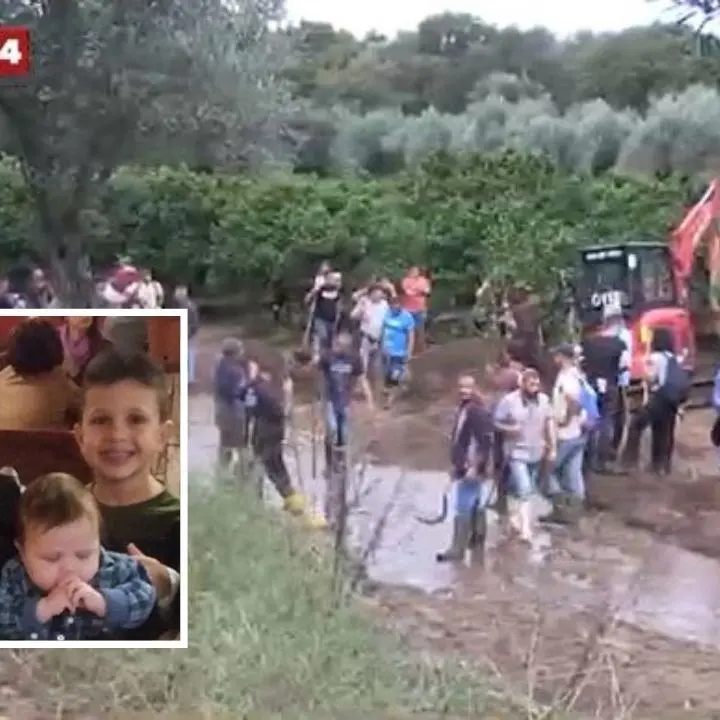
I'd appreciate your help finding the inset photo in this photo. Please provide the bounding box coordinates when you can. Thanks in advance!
[0,310,186,648]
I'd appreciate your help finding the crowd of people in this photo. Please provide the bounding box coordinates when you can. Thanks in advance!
[213,261,697,557]
[0,258,202,387]
[437,300,692,558]
[212,262,433,529]
[0,317,180,640]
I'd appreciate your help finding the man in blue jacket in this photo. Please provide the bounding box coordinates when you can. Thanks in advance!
[436,375,494,562]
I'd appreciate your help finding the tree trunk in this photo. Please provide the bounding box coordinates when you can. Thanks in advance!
[35,193,94,308]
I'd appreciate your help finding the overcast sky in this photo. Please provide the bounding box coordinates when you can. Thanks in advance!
[285,0,673,39]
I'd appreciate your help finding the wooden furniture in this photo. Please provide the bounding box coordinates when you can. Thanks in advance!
[0,316,182,492]
[0,429,93,485]
[0,316,181,375]
[147,317,182,373]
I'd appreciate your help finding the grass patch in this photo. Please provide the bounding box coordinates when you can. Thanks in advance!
[13,478,538,718]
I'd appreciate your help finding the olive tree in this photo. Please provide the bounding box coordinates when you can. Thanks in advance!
[0,0,292,304]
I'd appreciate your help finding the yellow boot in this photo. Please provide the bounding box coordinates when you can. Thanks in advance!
[283,491,306,516]
[304,511,328,530]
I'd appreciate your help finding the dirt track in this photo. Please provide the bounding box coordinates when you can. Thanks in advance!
[192,323,720,717]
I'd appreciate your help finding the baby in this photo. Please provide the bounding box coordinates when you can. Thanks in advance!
[0,472,156,641]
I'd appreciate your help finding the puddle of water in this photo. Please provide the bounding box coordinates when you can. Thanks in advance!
[189,393,720,651]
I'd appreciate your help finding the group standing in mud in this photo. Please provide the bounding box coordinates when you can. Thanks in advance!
[213,262,431,527]
[213,262,695,553]
[436,299,693,561]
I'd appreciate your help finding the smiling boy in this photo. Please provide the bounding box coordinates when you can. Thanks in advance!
[75,350,181,639]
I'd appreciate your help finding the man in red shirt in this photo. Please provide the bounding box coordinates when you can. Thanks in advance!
[401,266,431,354]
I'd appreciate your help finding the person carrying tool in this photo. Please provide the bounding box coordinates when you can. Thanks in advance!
[305,267,342,355]
[436,375,494,563]
[244,359,326,529]
[315,330,374,527]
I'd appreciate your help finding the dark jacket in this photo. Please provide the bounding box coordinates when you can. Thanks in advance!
[213,356,247,406]
[450,397,493,477]
[245,378,285,427]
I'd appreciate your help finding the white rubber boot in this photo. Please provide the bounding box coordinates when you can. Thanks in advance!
[517,499,533,545]
[505,497,522,537]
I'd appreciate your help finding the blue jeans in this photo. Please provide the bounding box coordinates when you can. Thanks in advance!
[382,354,407,386]
[547,436,586,499]
[312,318,335,353]
[507,459,541,499]
[188,338,196,383]
[324,401,348,446]
[454,475,494,518]
[411,310,426,329]
[586,386,619,470]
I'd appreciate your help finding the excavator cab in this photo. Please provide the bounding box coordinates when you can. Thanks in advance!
[574,240,694,382]
[575,241,678,326]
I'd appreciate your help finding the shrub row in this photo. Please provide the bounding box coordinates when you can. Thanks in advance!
[0,151,687,304]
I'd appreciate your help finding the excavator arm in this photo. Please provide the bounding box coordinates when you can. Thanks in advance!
[671,178,720,344]
[671,179,720,295]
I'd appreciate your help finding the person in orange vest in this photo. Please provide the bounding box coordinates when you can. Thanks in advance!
[401,266,431,354]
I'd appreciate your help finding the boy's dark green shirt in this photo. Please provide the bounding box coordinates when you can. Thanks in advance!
[99,490,181,639]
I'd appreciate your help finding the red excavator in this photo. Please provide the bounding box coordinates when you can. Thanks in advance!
[573,179,720,390]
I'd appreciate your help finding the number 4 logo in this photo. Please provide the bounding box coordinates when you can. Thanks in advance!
[0,38,22,65]
[0,27,31,78]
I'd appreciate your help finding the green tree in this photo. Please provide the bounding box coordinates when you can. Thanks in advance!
[0,0,291,303]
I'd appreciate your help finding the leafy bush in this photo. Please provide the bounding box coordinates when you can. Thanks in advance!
[0,150,686,303]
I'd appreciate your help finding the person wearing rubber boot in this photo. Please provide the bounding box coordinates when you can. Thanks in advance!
[541,344,587,526]
[244,362,326,529]
[437,375,494,563]
[494,368,555,544]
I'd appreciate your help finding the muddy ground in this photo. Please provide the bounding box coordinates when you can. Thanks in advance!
[192,322,720,717]
[194,324,720,565]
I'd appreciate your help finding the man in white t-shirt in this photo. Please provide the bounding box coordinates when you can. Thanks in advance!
[542,343,587,525]
[351,284,390,386]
